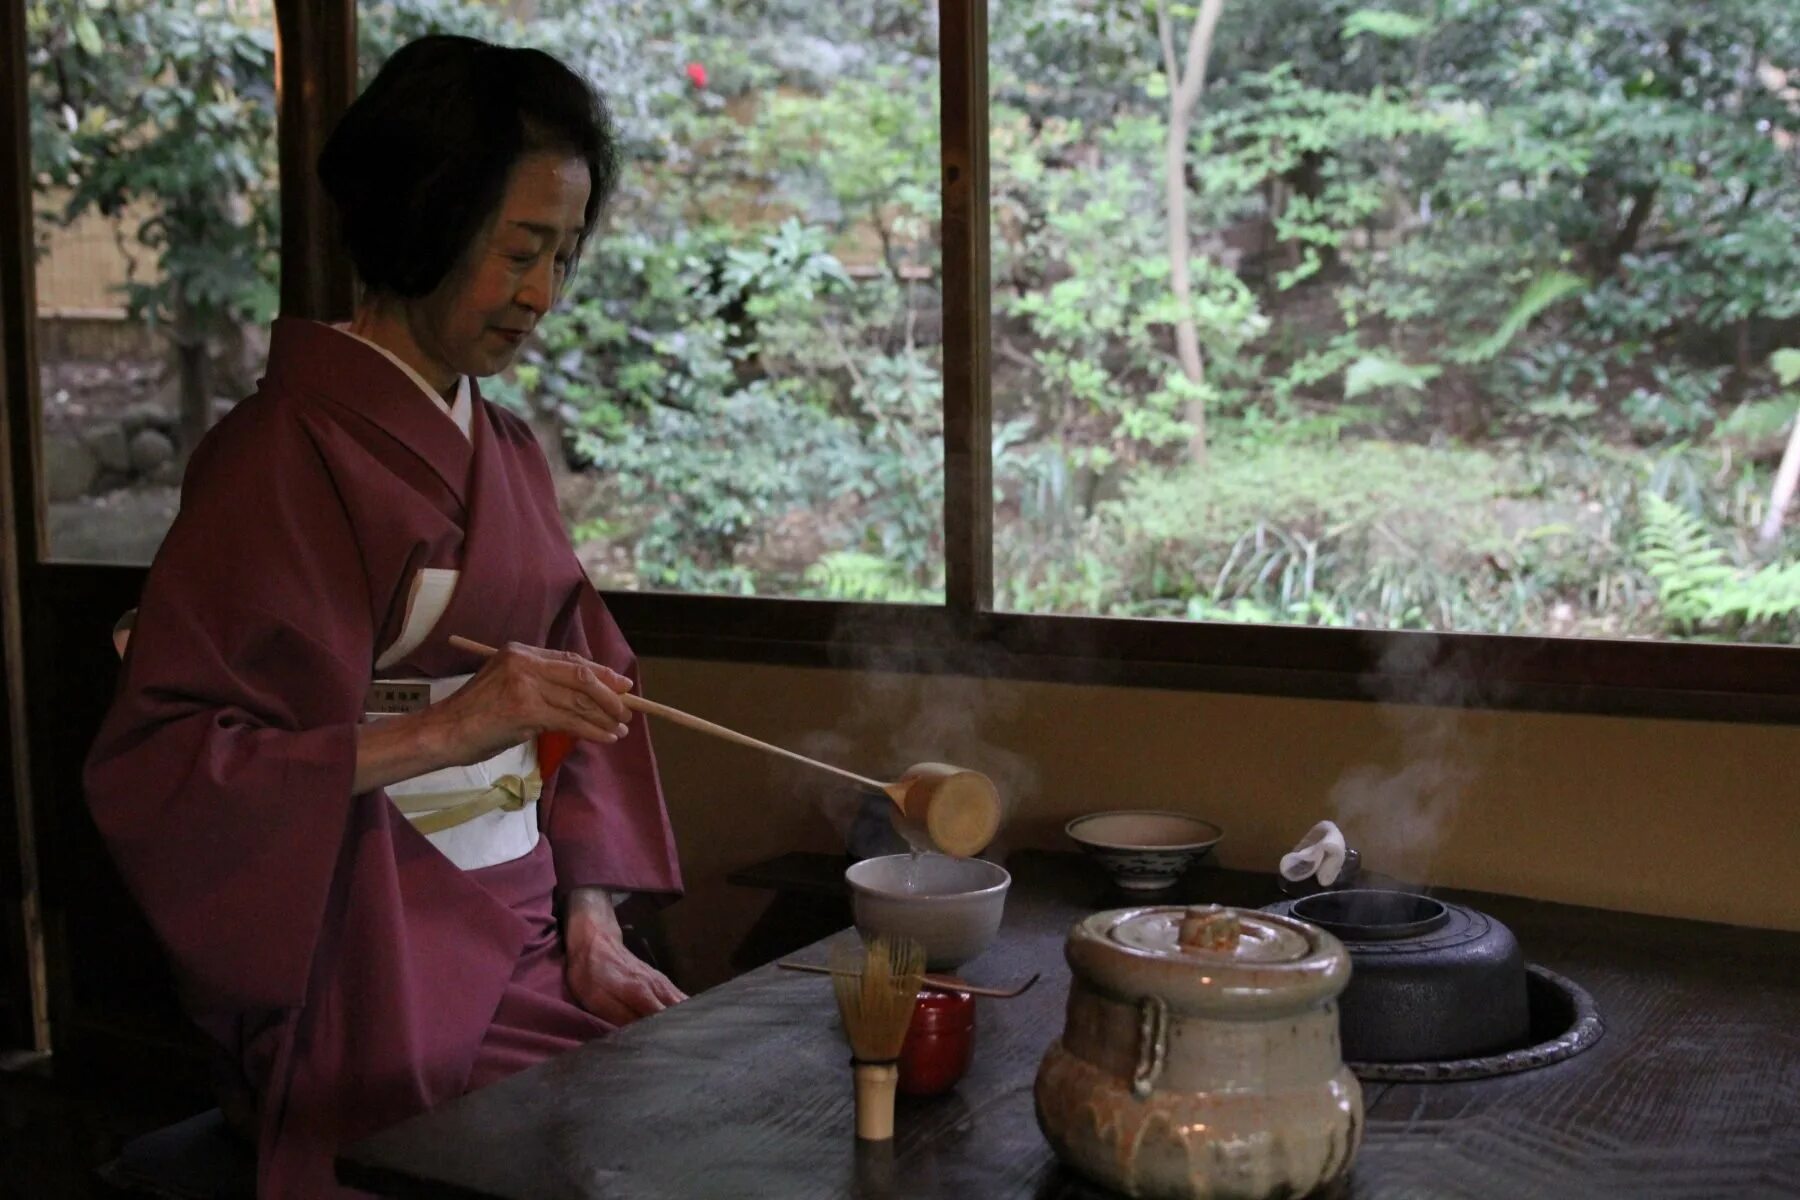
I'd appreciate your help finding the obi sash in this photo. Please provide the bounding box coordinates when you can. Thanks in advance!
[367,673,542,872]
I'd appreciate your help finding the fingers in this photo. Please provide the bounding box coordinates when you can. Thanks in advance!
[482,644,636,742]
[649,971,687,1008]
[538,678,631,743]
[622,975,667,1019]
[580,971,670,1026]
[580,988,639,1028]
[539,647,635,694]
[529,655,634,724]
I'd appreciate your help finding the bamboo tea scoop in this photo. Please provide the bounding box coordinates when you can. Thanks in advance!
[447,636,1003,857]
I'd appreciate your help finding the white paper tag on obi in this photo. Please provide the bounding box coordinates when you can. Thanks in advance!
[375,567,459,671]
[368,673,541,872]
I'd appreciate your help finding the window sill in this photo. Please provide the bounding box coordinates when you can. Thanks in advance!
[607,591,1800,726]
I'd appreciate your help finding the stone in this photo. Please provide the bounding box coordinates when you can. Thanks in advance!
[150,457,188,487]
[43,434,98,502]
[84,422,133,473]
[128,428,177,473]
[121,401,177,435]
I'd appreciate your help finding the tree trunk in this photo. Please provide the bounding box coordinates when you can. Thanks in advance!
[1758,408,1800,550]
[175,338,211,459]
[1158,0,1228,466]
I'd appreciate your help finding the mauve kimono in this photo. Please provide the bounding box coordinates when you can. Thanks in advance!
[83,317,683,1198]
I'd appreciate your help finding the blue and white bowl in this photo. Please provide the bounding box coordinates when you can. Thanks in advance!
[1065,811,1224,891]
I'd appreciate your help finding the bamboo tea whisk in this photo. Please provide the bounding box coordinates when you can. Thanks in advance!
[832,935,926,1141]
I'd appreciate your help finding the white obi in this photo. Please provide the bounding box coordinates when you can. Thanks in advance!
[368,566,541,871]
[369,677,543,873]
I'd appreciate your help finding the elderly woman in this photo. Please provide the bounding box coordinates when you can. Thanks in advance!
[84,36,683,1198]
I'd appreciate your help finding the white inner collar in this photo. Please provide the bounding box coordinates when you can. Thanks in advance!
[329,322,472,439]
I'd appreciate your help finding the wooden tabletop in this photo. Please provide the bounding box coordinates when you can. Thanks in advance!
[338,851,1800,1199]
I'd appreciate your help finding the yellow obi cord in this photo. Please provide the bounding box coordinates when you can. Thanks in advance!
[390,771,543,836]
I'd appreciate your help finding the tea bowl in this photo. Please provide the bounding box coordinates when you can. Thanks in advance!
[1065,810,1223,891]
[845,853,1010,970]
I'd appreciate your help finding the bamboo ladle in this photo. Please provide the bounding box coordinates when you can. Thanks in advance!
[447,636,1003,858]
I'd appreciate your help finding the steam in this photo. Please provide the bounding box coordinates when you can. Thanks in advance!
[788,606,1037,862]
[1327,633,1506,889]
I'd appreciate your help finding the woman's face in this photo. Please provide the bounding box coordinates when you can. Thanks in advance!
[412,151,591,379]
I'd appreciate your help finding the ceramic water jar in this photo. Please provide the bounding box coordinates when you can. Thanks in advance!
[1035,905,1363,1199]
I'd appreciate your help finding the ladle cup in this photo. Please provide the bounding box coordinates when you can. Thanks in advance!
[446,636,1003,857]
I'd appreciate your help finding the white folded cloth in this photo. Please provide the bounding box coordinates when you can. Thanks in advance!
[1280,820,1348,886]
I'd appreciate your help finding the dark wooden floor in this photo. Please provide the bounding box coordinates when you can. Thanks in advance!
[0,1052,205,1200]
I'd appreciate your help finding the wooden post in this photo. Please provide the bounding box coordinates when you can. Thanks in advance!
[0,0,52,1055]
[939,0,993,618]
[275,0,358,321]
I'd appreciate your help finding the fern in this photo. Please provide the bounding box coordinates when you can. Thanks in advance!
[1453,271,1587,365]
[1723,561,1800,624]
[1344,353,1441,400]
[1637,495,1800,631]
[802,551,928,603]
[1341,10,1431,40]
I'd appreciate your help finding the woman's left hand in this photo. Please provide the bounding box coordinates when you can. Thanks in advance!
[563,887,686,1026]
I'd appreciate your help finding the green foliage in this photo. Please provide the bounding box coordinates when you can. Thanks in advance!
[1622,365,1730,440]
[28,0,279,335]
[1454,271,1588,365]
[36,0,1800,641]
[1772,350,1800,390]
[804,552,933,603]
[1714,397,1797,445]
[1638,495,1800,633]
[1344,353,1440,400]
[1341,10,1431,42]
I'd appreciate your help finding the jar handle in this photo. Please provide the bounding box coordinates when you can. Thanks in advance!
[1131,995,1169,1098]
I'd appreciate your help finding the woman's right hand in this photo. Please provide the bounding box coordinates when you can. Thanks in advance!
[428,642,634,767]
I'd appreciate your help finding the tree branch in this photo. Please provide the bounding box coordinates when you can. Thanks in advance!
[1176,0,1227,113]
[1604,183,1659,271]
[1758,411,1800,549]
[1156,0,1179,93]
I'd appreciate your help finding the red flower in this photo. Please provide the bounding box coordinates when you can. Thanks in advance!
[685,61,708,89]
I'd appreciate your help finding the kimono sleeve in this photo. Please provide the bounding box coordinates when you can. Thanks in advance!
[539,580,683,899]
[83,399,376,1013]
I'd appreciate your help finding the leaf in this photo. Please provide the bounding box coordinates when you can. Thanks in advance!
[1344,353,1440,400]
[1341,10,1430,40]
[73,13,103,56]
[1454,271,1586,364]
[1714,396,1798,443]
[1771,349,1800,388]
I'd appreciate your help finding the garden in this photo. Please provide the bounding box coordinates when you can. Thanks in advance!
[27,0,1800,640]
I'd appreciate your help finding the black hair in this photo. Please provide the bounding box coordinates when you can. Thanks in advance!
[318,35,619,298]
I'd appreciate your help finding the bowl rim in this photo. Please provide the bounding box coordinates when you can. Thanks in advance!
[1064,809,1224,852]
[845,853,1011,903]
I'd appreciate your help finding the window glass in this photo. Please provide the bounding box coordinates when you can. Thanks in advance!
[29,0,279,563]
[990,2,1800,643]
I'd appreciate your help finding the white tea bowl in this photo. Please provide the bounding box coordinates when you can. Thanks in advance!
[845,853,1011,970]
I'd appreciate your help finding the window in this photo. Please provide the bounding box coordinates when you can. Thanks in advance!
[28,0,279,564]
[10,0,1794,719]
[988,2,1800,646]
[360,2,946,601]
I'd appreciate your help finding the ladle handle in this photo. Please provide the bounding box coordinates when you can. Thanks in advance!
[446,636,890,794]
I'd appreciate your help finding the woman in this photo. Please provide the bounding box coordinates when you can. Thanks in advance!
[84,36,683,1199]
